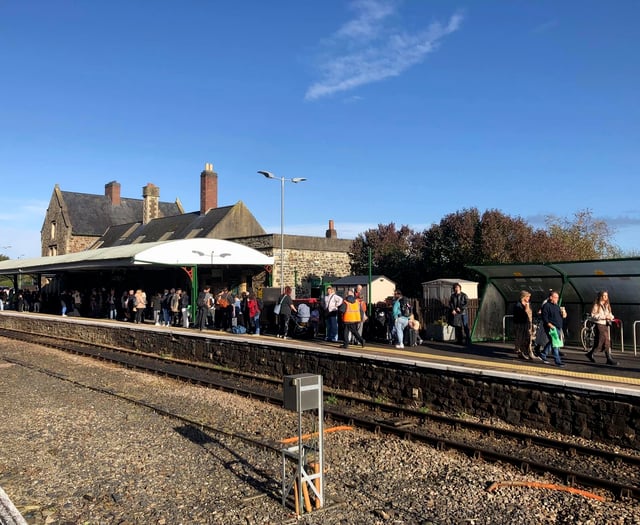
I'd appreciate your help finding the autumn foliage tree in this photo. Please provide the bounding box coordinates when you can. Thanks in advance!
[542,210,620,260]
[350,208,620,295]
[349,223,423,296]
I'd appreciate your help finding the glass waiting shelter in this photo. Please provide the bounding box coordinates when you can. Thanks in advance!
[468,258,640,353]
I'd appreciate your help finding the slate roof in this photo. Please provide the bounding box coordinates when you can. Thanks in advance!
[94,202,266,248]
[60,191,182,237]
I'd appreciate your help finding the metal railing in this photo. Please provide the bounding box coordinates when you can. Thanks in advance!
[502,315,513,343]
[632,320,640,357]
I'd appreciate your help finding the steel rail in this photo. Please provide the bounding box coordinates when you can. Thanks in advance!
[1,329,638,501]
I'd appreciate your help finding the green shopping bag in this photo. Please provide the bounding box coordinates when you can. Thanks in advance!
[549,327,564,348]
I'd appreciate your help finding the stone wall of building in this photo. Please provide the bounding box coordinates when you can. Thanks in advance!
[67,235,99,253]
[41,198,68,256]
[41,192,98,256]
[1,313,638,450]
[233,234,353,295]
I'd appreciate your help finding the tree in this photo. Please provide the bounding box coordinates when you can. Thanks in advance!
[421,208,482,281]
[478,210,540,264]
[349,223,422,296]
[0,254,10,287]
[543,209,621,260]
[348,209,621,298]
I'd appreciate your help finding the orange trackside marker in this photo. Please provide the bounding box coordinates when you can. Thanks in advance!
[486,481,606,501]
[280,425,353,444]
[301,476,312,512]
[311,462,321,509]
[293,478,300,515]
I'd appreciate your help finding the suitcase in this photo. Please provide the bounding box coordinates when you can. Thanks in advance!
[403,326,417,346]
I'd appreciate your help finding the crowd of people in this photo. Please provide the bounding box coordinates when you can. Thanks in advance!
[1,280,621,367]
[0,281,423,348]
[0,288,42,313]
[512,288,619,368]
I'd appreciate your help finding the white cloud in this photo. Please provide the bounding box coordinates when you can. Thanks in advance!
[305,2,464,100]
[336,0,397,41]
[531,19,558,34]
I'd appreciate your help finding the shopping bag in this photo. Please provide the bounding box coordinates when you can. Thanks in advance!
[549,327,564,348]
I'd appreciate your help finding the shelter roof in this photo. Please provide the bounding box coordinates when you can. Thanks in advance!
[0,239,273,274]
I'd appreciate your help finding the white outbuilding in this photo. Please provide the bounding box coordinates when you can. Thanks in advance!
[331,275,396,305]
[421,278,479,303]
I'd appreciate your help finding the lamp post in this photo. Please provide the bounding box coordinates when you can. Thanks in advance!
[258,170,307,292]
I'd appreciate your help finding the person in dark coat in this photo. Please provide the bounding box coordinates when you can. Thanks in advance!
[449,283,470,345]
[513,290,535,360]
[276,286,296,339]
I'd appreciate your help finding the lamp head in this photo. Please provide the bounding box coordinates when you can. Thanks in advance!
[291,177,307,183]
[258,170,275,179]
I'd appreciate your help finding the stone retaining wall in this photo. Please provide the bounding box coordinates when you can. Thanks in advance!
[2,313,638,449]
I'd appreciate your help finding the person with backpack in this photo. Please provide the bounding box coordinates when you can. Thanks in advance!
[392,289,411,349]
[180,289,190,328]
[170,289,181,326]
[449,283,470,345]
[247,291,262,335]
[275,286,296,339]
[195,286,213,331]
[215,288,233,331]
[160,289,172,327]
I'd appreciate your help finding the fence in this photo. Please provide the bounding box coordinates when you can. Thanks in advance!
[412,298,479,333]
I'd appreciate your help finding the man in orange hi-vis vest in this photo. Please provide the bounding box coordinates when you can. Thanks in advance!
[340,289,365,349]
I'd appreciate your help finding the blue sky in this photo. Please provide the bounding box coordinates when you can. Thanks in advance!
[1,0,638,259]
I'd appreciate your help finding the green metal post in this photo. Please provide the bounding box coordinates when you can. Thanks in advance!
[368,247,373,317]
[191,265,198,321]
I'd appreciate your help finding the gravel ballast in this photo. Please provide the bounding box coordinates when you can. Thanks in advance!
[0,338,638,524]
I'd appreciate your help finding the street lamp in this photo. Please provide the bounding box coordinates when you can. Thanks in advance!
[258,170,307,292]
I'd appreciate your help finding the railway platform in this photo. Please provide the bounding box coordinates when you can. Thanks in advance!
[1,309,639,395]
[1,310,639,449]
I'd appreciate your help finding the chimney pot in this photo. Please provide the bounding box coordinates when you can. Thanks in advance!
[142,183,160,224]
[105,181,121,206]
[325,219,337,239]
[200,163,218,213]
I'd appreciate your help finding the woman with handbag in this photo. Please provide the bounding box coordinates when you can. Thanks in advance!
[513,290,535,360]
[275,286,296,339]
[586,290,618,365]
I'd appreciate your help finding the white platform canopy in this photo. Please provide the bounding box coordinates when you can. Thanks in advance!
[0,238,274,274]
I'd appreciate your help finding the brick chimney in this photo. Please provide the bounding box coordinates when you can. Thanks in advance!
[105,181,121,206]
[325,219,337,238]
[142,183,160,224]
[200,163,218,214]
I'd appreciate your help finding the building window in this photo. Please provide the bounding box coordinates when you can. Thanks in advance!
[186,228,203,239]
[51,221,56,239]
[158,231,175,241]
[49,245,57,256]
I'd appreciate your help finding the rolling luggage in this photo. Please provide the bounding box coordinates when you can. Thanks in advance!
[403,326,417,347]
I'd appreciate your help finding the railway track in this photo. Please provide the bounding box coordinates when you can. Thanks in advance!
[1,328,638,502]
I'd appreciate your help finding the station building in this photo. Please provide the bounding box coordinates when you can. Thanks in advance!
[30,163,353,301]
